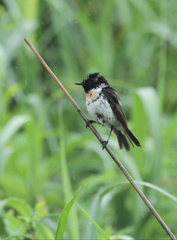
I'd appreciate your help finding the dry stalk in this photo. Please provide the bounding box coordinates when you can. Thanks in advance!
[24,38,176,240]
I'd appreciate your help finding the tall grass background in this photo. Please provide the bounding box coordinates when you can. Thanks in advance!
[0,0,177,239]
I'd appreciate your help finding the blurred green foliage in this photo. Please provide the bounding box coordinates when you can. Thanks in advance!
[0,0,177,239]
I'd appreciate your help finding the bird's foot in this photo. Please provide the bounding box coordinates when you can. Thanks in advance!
[101,140,108,150]
[86,120,96,128]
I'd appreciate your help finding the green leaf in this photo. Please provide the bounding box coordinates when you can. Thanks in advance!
[75,201,110,240]
[0,115,31,146]
[55,187,81,240]
[0,198,32,218]
[36,222,54,239]
[134,181,177,202]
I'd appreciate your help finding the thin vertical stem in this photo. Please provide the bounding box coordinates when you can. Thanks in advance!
[158,0,167,109]
[58,105,80,239]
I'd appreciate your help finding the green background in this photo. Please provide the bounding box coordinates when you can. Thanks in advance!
[0,0,177,239]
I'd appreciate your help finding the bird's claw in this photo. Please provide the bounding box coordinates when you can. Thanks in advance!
[86,120,96,128]
[101,140,108,150]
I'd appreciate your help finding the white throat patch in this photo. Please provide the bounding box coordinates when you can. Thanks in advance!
[97,83,107,89]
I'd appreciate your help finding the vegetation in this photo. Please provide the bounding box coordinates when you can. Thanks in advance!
[0,0,177,239]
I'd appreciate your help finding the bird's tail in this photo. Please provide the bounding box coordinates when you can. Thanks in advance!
[127,129,141,147]
[114,129,141,151]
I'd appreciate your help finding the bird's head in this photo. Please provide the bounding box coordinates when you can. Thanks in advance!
[75,72,109,93]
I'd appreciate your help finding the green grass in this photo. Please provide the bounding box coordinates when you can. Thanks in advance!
[1,0,177,239]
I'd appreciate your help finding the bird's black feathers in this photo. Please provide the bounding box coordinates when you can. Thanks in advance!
[101,87,127,129]
[78,73,110,93]
[116,130,130,151]
[75,72,141,150]
[101,87,141,149]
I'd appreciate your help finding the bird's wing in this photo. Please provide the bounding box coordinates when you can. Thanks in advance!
[102,87,128,130]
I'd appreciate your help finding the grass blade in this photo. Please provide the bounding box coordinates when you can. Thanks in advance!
[75,201,110,240]
[55,187,81,240]
[58,106,79,239]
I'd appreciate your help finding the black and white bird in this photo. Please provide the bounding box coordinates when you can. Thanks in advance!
[75,72,141,150]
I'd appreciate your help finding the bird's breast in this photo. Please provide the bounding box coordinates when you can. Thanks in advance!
[86,88,102,110]
[86,88,116,127]
[86,89,100,103]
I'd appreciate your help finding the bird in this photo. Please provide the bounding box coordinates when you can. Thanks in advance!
[75,72,141,151]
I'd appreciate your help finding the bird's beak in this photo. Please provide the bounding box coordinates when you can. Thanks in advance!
[75,82,83,86]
